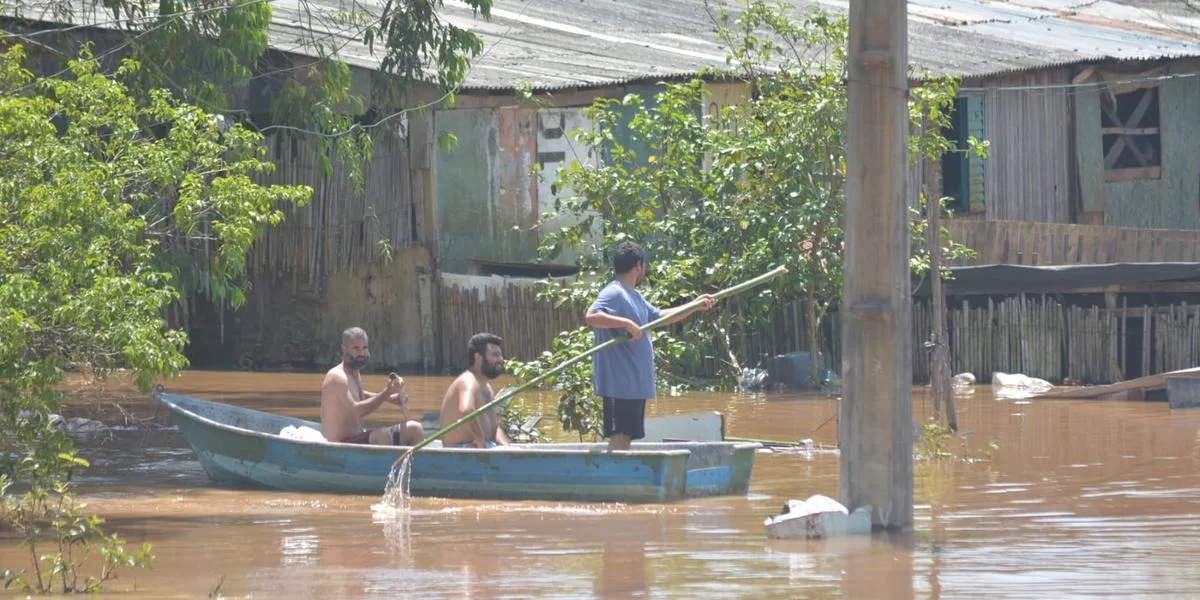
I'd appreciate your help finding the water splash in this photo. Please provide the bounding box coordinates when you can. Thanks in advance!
[381,455,412,510]
[371,502,412,558]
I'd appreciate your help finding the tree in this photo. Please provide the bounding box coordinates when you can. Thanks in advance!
[1,0,492,312]
[512,1,979,438]
[0,45,309,593]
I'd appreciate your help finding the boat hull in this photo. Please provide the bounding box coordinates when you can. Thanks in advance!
[162,394,757,503]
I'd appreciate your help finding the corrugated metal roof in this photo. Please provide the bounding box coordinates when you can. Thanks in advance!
[280,0,1200,89]
[8,0,1200,90]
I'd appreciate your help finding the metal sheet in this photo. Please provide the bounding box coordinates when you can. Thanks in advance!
[16,0,1200,89]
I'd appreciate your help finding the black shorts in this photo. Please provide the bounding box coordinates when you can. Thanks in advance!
[602,398,646,440]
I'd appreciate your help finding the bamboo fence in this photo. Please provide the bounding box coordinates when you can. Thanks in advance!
[248,132,414,293]
[1153,302,1200,374]
[437,278,583,371]
[440,277,1200,385]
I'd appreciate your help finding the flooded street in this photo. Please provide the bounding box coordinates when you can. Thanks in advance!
[4,371,1200,598]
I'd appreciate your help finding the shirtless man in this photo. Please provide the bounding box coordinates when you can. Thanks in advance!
[320,327,425,446]
[439,332,511,449]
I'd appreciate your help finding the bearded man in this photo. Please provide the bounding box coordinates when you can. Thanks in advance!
[320,327,425,445]
[438,332,511,449]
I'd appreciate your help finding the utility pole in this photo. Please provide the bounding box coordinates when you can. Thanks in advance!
[840,0,913,529]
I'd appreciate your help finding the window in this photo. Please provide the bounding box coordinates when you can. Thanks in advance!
[1101,86,1161,181]
[940,95,986,213]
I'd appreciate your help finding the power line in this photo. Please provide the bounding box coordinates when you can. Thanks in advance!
[958,71,1200,94]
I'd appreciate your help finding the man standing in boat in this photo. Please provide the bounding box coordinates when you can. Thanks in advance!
[585,241,718,452]
[320,327,425,445]
[439,332,512,449]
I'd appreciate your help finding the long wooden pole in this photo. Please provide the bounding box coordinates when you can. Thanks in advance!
[841,0,913,529]
[394,265,789,465]
[926,188,956,430]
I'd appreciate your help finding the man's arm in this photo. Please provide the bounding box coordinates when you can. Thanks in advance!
[653,294,718,327]
[493,415,512,446]
[352,376,401,419]
[457,379,490,447]
[584,310,644,341]
[319,376,344,429]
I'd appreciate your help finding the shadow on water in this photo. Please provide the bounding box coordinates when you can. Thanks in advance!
[4,370,1200,597]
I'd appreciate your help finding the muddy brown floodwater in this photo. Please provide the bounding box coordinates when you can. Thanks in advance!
[3,370,1200,598]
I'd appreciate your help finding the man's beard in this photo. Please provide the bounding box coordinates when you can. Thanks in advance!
[344,354,369,370]
[483,361,505,379]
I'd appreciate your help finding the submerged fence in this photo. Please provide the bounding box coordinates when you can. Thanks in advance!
[437,276,1200,385]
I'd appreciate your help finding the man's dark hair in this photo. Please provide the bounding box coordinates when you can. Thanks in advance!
[612,240,645,275]
[467,332,503,365]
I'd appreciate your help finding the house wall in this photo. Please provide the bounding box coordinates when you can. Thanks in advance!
[1075,61,1200,230]
[431,81,745,274]
[433,108,539,273]
[226,130,436,371]
[432,105,600,274]
[975,68,1075,223]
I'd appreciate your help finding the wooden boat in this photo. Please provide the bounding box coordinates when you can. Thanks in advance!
[159,393,759,503]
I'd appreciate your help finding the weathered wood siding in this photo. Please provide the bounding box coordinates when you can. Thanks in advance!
[945,219,1200,265]
[977,68,1074,223]
[232,130,434,371]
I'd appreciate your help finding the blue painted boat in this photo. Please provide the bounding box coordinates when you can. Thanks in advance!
[160,393,759,503]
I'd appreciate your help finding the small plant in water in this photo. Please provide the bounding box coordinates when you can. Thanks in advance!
[1,468,154,594]
[915,420,1001,463]
[916,420,956,461]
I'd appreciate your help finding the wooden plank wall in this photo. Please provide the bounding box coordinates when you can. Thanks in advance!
[946,219,1200,266]
[980,68,1073,223]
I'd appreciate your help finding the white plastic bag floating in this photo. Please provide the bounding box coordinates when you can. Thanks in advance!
[764,494,872,539]
[952,372,976,386]
[991,371,1054,400]
[279,425,327,442]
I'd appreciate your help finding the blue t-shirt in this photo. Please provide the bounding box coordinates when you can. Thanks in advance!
[589,280,663,400]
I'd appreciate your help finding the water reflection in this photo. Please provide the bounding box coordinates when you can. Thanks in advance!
[278,527,320,567]
[595,540,647,598]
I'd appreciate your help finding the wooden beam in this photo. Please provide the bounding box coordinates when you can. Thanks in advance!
[1101,127,1160,136]
[1046,282,1200,295]
[1104,166,1161,182]
[842,0,912,530]
[942,282,1200,297]
[1036,367,1200,400]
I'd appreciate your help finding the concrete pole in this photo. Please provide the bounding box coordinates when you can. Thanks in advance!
[840,0,913,529]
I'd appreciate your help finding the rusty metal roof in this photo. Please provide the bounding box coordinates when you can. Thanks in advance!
[8,0,1200,90]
